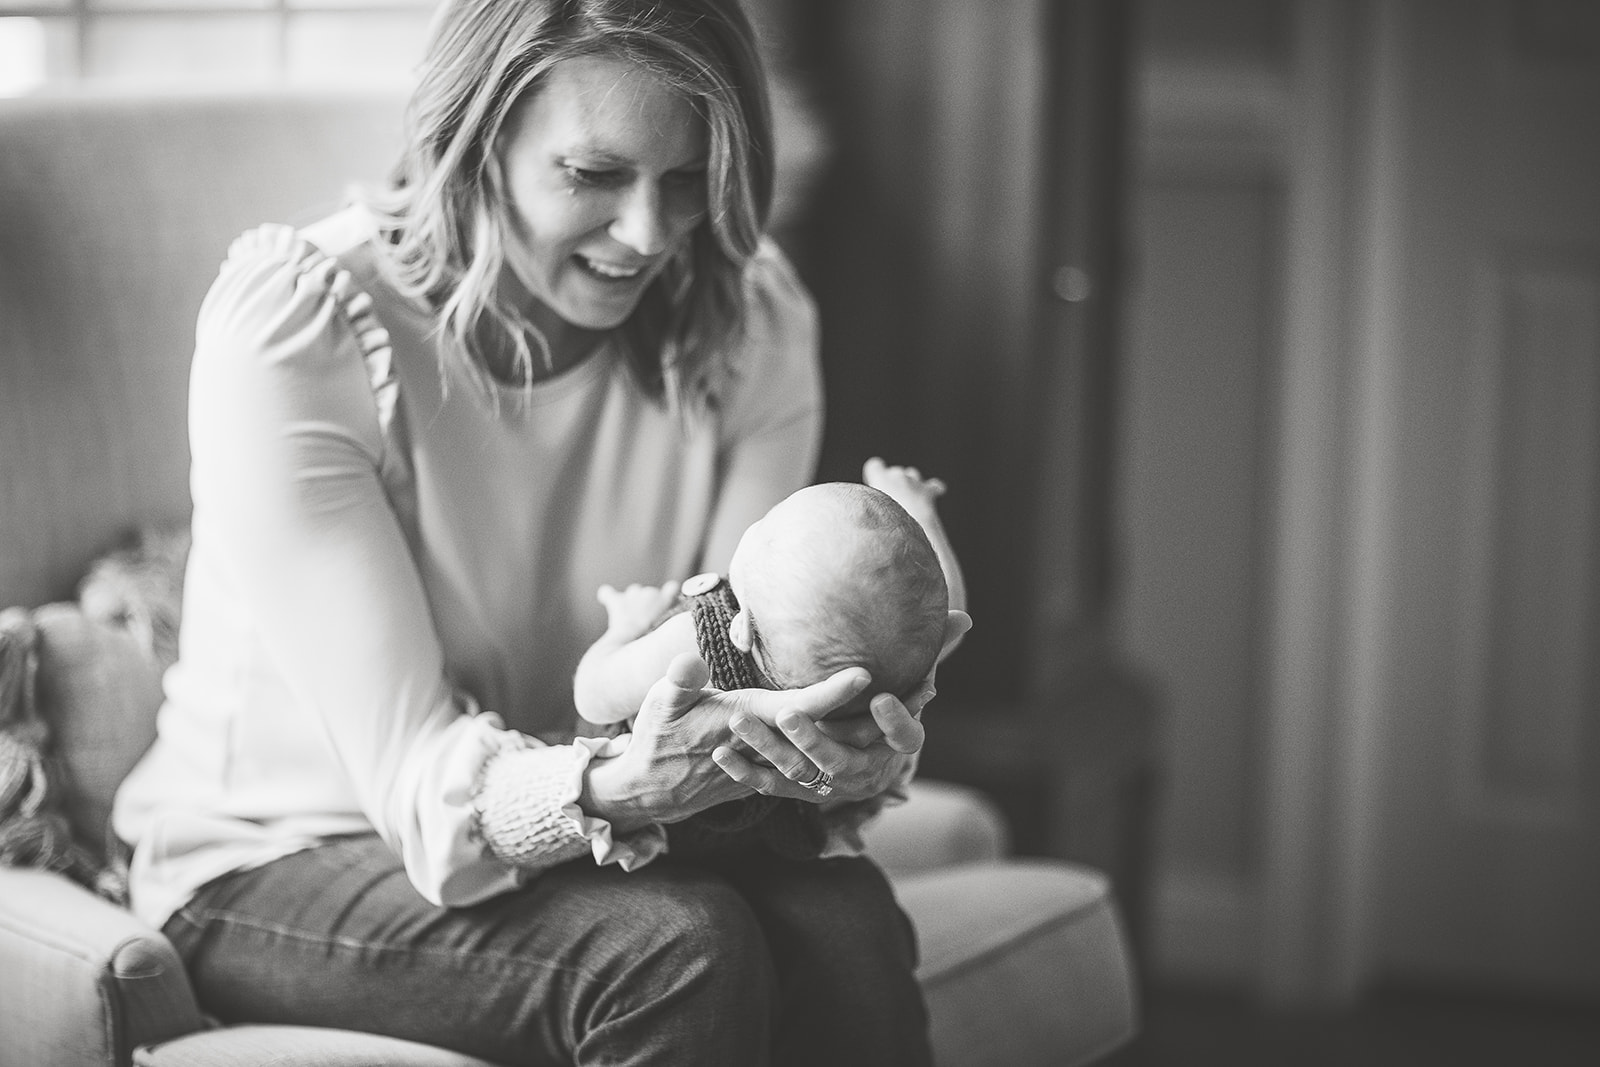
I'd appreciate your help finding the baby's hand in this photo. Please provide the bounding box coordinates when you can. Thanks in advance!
[863,456,946,520]
[596,580,682,641]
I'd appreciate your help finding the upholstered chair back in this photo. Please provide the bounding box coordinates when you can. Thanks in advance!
[0,94,404,612]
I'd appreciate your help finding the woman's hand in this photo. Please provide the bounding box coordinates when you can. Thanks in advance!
[715,609,972,804]
[582,652,874,830]
[712,688,924,805]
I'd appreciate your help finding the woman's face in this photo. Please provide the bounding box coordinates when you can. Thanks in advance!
[498,54,709,337]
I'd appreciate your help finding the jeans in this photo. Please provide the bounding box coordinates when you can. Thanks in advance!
[161,834,931,1066]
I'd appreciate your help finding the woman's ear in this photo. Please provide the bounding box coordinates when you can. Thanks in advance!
[728,609,753,652]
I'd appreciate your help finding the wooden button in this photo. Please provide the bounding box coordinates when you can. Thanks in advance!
[681,572,722,596]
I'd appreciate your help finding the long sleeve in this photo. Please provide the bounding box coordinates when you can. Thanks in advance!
[116,221,823,929]
[176,228,656,907]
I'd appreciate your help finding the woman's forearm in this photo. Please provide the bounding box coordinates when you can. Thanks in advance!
[577,750,656,834]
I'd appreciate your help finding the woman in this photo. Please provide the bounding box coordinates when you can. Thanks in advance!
[111,0,957,1063]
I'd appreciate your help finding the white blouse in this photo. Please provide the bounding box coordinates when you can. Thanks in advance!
[113,208,825,929]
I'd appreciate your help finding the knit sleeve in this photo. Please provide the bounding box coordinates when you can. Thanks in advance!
[187,226,661,906]
[472,737,667,871]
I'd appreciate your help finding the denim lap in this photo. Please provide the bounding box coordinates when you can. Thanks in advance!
[162,834,929,1066]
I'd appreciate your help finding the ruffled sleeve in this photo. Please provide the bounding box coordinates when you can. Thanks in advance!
[188,226,662,907]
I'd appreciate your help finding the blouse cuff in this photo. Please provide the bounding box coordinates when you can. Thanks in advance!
[471,737,667,872]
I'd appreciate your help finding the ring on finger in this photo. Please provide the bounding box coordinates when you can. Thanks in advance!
[797,766,835,797]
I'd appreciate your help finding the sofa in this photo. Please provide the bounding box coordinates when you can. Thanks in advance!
[0,93,1138,1066]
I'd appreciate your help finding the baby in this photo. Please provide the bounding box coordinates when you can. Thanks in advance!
[574,459,969,858]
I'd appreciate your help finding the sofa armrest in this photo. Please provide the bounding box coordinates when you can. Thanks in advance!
[897,860,1139,1066]
[0,865,206,1067]
[860,779,1011,878]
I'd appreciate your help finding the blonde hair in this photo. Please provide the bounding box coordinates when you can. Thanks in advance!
[365,0,774,405]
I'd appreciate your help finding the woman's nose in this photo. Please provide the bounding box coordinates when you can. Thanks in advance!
[609,181,669,256]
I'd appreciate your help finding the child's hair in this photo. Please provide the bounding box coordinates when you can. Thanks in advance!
[740,483,948,697]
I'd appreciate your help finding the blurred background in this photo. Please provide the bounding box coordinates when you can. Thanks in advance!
[3,0,1599,1062]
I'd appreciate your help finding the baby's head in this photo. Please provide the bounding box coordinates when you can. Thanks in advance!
[726,483,948,701]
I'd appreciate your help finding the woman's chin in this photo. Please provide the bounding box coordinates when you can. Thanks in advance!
[555,288,649,332]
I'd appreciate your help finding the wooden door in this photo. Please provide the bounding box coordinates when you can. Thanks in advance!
[1374,0,1600,998]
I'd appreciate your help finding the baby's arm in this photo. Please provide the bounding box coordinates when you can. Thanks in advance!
[863,455,969,620]
[574,582,698,724]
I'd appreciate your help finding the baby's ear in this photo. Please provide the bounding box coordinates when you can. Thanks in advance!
[937,610,972,661]
[728,609,754,652]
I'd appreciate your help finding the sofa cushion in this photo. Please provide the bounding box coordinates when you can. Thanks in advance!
[859,778,1011,876]
[136,1026,503,1067]
[896,859,1138,1067]
[32,601,165,860]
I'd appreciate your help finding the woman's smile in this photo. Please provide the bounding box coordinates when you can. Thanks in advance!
[575,256,645,281]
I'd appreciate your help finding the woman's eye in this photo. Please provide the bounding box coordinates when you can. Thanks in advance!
[564,165,626,188]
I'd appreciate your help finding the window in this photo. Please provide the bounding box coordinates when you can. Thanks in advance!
[0,0,437,96]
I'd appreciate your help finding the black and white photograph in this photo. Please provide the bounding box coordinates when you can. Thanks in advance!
[2,2,1598,1064]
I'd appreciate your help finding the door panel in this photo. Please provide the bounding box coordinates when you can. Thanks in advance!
[1378,0,1600,998]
